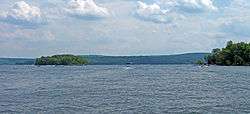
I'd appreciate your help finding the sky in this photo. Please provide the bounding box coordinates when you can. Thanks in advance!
[0,0,250,57]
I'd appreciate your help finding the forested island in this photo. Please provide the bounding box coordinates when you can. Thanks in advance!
[35,55,88,65]
[206,41,250,66]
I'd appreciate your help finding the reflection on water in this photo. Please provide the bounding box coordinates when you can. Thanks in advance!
[0,65,250,113]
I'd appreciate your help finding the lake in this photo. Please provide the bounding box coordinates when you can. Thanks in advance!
[0,65,250,114]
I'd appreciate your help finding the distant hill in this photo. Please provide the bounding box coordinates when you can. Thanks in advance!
[0,58,35,65]
[0,53,209,65]
[82,53,209,65]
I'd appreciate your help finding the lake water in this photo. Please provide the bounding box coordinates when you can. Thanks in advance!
[0,65,250,114]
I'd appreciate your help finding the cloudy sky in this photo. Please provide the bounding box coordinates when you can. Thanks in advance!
[0,0,250,57]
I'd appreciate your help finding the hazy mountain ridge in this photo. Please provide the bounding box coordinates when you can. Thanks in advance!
[0,58,35,65]
[83,53,209,65]
[0,53,209,65]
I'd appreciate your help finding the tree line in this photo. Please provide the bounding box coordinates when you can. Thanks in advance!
[35,54,88,65]
[206,41,250,66]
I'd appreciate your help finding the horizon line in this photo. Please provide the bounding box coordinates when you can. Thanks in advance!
[0,52,210,59]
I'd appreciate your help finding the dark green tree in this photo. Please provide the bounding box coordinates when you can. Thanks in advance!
[35,54,88,65]
[206,41,250,66]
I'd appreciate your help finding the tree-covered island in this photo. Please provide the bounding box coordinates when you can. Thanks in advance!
[35,54,88,65]
[206,41,250,66]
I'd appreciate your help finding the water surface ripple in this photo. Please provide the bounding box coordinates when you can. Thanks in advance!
[0,65,250,113]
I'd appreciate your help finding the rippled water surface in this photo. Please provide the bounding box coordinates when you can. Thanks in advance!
[0,65,250,114]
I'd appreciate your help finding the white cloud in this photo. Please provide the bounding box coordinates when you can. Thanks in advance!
[155,0,217,12]
[135,1,185,23]
[66,0,109,19]
[179,0,217,11]
[134,0,218,23]
[220,20,250,38]
[0,23,55,41]
[136,1,170,23]
[0,1,45,27]
[137,1,168,16]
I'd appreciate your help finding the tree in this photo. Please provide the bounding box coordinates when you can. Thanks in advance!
[35,54,88,65]
[196,60,205,65]
[206,41,250,66]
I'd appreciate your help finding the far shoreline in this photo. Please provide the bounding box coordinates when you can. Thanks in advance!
[0,53,209,66]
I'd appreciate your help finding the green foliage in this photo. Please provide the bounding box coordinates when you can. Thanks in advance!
[35,54,88,65]
[206,41,250,66]
[196,60,205,65]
